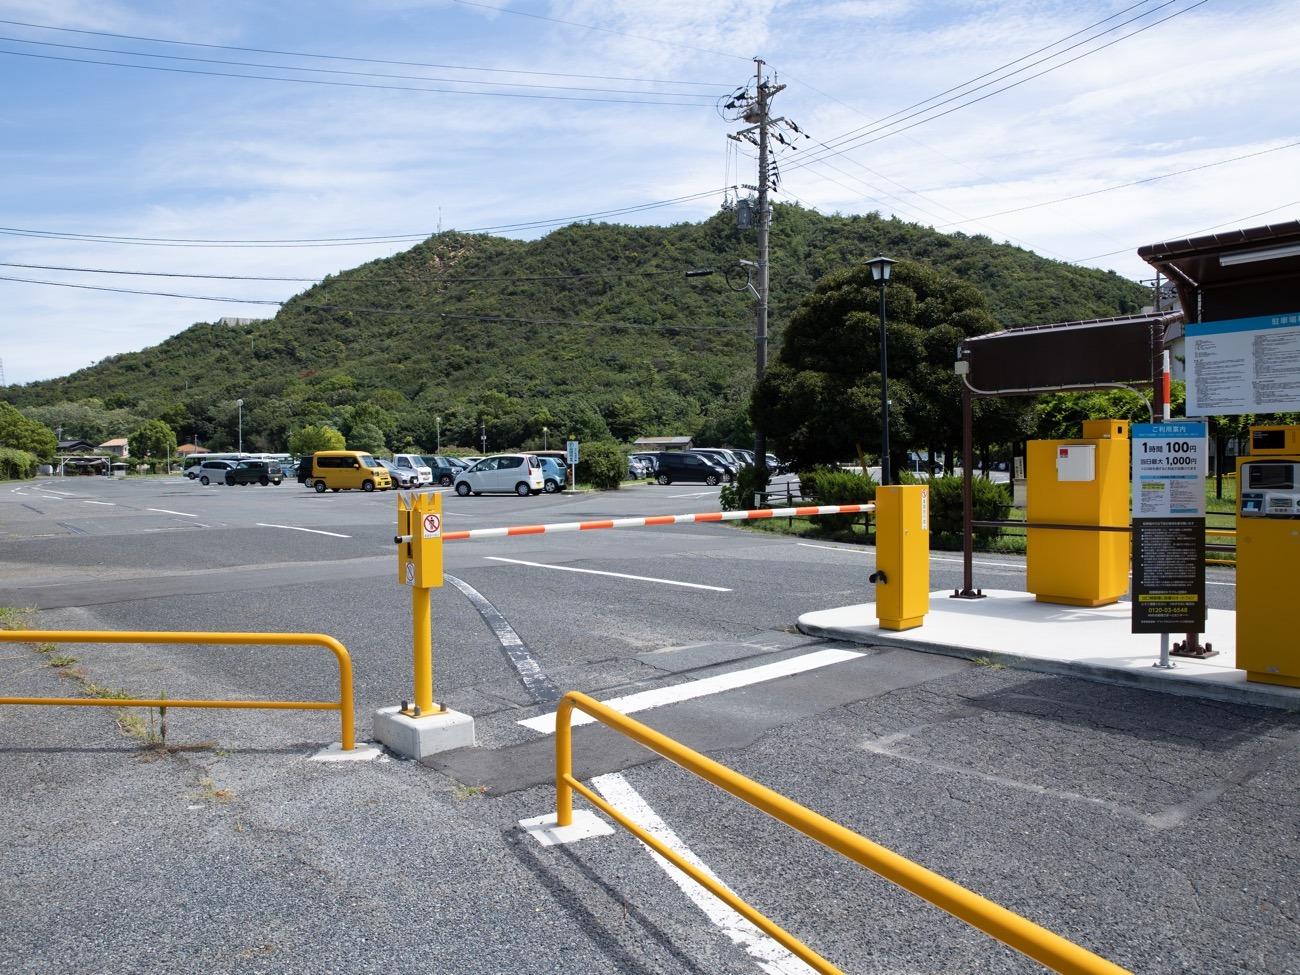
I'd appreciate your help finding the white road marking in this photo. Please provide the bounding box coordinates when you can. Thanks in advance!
[591,772,816,975]
[37,488,76,496]
[147,508,197,517]
[518,648,863,734]
[256,523,352,538]
[485,556,731,592]
[668,490,720,498]
[76,499,114,505]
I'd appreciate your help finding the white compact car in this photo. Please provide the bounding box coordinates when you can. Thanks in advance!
[390,453,434,485]
[453,454,545,496]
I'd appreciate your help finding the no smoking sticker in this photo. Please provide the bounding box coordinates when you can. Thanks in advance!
[405,561,415,584]
[423,513,441,535]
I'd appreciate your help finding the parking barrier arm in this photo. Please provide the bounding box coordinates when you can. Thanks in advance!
[0,630,355,750]
[556,691,1129,975]
[444,503,873,541]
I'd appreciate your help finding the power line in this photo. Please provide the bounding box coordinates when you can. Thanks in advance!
[0,188,728,248]
[0,17,729,85]
[0,47,716,107]
[0,273,283,304]
[0,34,723,98]
[936,139,1300,228]
[783,0,1208,174]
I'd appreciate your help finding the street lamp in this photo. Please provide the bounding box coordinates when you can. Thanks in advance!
[436,416,442,453]
[235,398,244,455]
[543,426,548,451]
[479,420,486,454]
[866,255,895,487]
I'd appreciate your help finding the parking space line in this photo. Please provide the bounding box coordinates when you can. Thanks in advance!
[591,772,815,975]
[667,490,719,498]
[76,499,114,506]
[518,648,863,733]
[485,556,731,592]
[147,508,197,517]
[256,523,352,538]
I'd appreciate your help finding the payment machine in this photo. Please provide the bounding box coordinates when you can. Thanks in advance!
[1237,425,1300,687]
[1026,419,1130,606]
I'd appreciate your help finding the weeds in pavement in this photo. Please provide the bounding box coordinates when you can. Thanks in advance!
[453,783,490,800]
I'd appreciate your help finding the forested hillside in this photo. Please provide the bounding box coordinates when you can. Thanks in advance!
[3,205,1148,453]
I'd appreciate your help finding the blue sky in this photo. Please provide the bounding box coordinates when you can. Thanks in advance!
[2,0,1297,384]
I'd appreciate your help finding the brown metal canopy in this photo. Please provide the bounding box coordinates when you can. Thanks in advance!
[1138,219,1300,322]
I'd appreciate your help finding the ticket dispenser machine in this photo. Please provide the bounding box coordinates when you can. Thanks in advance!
[1026,420,1130,606]
[1237,425,1300,687]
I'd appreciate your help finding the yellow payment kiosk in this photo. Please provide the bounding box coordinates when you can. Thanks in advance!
[871,485,930,630]
[1027,419,1130,606]
[1237,425,1300,687]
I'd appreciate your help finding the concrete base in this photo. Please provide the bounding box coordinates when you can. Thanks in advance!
[799,589,1300,711]
[519,810,614,847]
[308,742,386,763]
[373,706,476,759]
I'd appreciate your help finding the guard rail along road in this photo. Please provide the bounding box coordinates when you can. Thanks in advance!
[0,630,356,750]
[555,691,1130,975]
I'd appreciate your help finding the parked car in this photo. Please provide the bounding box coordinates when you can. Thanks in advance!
[630,452,659,475]
[225,460,284,486]
[628,455,652,479]
[651,451,727,486]
[298,451,392,493]
[418,455,472,486]
[377,459,418,489]
[390,453,434,485]
[537,457,566,493]
[195,460,237,485]
[690,448,740,482]
[454,454,545,496]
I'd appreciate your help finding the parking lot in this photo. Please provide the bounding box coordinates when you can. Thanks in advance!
[0,475,1294,974]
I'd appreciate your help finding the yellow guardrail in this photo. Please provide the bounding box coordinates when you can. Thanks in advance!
[0,630,355,750]
[555,691,1129,975]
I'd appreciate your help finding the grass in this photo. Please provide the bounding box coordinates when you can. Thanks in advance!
[0,606,33,630]
[45,654,78,668]
[453,783,490,801]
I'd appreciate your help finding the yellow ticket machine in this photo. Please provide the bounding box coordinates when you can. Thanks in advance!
[1237,425,1300,687]
[1026,419,1130,606]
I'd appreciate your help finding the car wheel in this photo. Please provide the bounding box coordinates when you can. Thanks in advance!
[200,475,210,485]
[515,482,531,497]
[362,480,375,492]
[439,475,452,487]
[656,473,670,485]
[455,482,471,497]
[705,474,720,486]
[272,479,281,485]
[544,479,558,494]
[314,480,327,493]
[259,476,269,486]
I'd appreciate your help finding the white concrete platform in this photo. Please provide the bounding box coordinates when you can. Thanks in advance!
[799,589,1300,710]
[373,706,476,759]
[518,810,615,847]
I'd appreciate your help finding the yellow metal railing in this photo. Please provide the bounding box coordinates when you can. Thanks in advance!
[0,630,355,750]
[555,691,1129,975]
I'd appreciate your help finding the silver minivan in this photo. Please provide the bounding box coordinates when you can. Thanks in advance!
[454,454,545,496]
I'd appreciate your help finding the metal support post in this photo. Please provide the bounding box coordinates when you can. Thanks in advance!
[953,386,983,599]
[411,585,438,714]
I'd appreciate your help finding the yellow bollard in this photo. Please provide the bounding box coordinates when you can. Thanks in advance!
[872,485,930,630]
[396,492,444,715]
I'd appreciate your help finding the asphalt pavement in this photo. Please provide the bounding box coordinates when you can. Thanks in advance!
[1,474,1293,975]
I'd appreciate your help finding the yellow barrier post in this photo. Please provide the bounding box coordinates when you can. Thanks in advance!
[0,630,355,750]
[872,484,930,630]
[554,692,1130,975]
[376,492,475,757]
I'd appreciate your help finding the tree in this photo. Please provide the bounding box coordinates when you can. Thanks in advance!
[128,419,177,463]
[0,402,57,460]
[348,422,387,455]
[289,424,345,455]
[750,260,1001,472]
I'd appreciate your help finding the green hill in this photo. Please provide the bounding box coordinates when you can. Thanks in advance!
[3,205,1148,453]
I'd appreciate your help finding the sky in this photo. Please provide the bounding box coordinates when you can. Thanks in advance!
[1,0,1297,385]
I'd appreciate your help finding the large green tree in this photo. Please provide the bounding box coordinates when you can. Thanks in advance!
[750,260,1005,472]
[0,402,57,460]
[128,419,177,461]
[289,424,345,455]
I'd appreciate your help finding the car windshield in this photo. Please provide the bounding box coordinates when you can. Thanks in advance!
[359,454,378,468]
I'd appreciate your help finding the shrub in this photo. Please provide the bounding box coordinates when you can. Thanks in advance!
[0,447,39,479]
[719,464,767,511]
[576,440,626,490]
[799,466,875,531]
[926,475,1011,547]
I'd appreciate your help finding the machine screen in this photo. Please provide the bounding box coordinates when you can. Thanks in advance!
[1248,464,1294,491]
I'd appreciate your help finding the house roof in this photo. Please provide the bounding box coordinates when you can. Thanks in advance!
[176,444,209,455]
[99,438,129,447]
[57,439,95,452]
[633,436,694,448]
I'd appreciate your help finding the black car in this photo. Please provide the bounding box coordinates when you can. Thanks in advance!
[225,460,284,486]
[420,455,466,487]
[651,451,727,486]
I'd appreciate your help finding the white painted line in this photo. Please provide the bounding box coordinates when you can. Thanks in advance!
[38,488,76,496]
[76,499,114,506]
[592,772,815,975]
[486,556,731,592]
[519,648,863,734]
[668,490,719,498]
[147,507,198,518]
[256,523,352,538]
[519,810,614,847]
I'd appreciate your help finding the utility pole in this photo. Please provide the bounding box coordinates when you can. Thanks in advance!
[728,58,785,501]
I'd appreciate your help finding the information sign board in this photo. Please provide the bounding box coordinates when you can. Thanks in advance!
[1131,422,1207,634]
[1185,312,1300,416]
[566,440,579,465]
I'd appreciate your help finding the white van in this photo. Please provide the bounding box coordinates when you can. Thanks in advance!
[453,454,545,496]
[390,453,434,485]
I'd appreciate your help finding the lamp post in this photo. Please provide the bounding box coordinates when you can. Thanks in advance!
[479,420,486,454]
[866,256,895,486]
[436,416,441,453]
[235,398,244,455]
[543,426,548,451]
